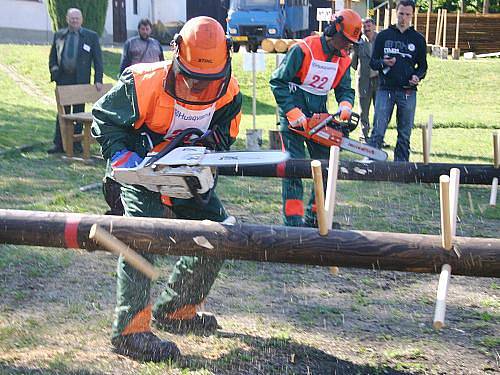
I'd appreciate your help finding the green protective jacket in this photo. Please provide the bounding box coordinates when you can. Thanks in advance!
[91,67,243,174]
[270,35,355,130]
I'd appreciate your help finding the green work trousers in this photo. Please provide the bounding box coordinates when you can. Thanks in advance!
[112,183,227,338]
[280,126,330,227]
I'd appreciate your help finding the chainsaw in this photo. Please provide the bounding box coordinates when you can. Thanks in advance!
[112,128,289,201]
[289,112,388,161]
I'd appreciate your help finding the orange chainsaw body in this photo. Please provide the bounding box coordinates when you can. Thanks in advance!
[289,113,344,148]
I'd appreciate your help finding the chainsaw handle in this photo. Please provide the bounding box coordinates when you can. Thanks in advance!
[331,111,360,134]
[144,128,204,168]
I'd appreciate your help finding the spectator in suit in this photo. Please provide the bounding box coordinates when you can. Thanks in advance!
[119,18,164,75]
[48,8,103,154]
[351,18,378,141]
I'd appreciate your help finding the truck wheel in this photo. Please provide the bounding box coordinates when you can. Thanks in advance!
[251,44,258,53]
[232,43,240,53]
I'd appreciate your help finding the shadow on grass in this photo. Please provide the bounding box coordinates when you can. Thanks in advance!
[181,331,412,375]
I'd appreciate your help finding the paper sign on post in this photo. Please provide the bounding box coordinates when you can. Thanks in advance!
[317,8,332,21]
[243,51,266,72]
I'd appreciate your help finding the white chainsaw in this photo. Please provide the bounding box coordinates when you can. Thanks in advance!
[113,146,289,200]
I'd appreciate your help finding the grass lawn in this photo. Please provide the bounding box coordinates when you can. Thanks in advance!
[0,43,498,374]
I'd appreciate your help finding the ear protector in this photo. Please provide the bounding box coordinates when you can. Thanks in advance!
[323,15,344,37]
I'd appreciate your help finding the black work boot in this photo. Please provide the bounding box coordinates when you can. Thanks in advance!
[154,312,220,335]
[111,332,180,362]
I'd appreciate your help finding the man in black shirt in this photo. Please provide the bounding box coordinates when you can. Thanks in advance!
[119,18,164,75]
[368,0,427,161]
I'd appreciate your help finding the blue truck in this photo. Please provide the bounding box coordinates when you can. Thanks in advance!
[222,0,310,52]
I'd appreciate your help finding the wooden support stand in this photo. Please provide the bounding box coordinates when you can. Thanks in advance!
[451,48,460,60]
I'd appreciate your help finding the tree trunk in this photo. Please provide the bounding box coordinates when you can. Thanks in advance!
[217,160,500,185]
[1,209,499,278]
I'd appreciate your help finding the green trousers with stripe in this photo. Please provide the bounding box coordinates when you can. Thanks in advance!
[112,183,227,338]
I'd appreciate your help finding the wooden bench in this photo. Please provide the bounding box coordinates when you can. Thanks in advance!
[55,83,113,159]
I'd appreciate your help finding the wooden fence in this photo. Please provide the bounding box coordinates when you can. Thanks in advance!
[415,13,500,54]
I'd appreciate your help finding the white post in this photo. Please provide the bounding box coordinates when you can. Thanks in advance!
[433,264,452,329]
[490,177,498,207]
[252,51,257,130]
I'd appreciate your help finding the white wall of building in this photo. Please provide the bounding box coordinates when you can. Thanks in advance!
[0,0,53,31]
[154,0,186,24]
[0,0,186,43]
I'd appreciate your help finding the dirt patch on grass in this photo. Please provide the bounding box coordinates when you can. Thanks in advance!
[0,241,498,374]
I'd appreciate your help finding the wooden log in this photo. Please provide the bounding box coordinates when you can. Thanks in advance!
[1,209,499,278]
[455,11,461,49]
[274,39,289,53]
[217,160,500,185]
[261,38,276,53]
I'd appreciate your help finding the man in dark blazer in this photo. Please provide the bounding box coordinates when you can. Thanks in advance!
[48,8,103,154]
[351,18,378,141]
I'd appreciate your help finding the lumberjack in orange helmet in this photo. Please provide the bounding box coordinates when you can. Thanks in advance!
[165,16,232,105]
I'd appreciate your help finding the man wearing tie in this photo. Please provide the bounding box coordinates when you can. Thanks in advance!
[48,8,103,154]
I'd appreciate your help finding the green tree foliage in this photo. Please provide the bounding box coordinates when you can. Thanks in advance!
[46,0,109,35]
[416,0,499,12]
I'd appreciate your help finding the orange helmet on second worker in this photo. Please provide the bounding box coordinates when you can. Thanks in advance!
[332,9,362,44]
[165,16,232,105]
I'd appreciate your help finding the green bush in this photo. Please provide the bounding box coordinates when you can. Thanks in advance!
[416,0,499,12]
[46,0,108,36]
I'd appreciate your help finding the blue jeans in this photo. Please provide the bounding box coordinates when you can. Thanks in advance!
[368,88,417,161]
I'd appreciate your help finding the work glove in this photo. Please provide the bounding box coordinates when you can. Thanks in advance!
[286,107,307,129]
[338,101,353,121]
[111,149,143,169]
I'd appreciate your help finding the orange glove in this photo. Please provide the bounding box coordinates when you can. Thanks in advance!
[338,101,353,121]
[286,107,307,128]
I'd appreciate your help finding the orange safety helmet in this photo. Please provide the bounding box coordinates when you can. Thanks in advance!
[325,9,362,44]
[165,16,232,105]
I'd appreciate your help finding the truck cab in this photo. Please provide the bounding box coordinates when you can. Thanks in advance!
[224,0,309,52]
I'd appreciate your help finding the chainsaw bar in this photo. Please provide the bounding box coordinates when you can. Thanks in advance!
[340,138,388,161]
[152,147,289,167]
